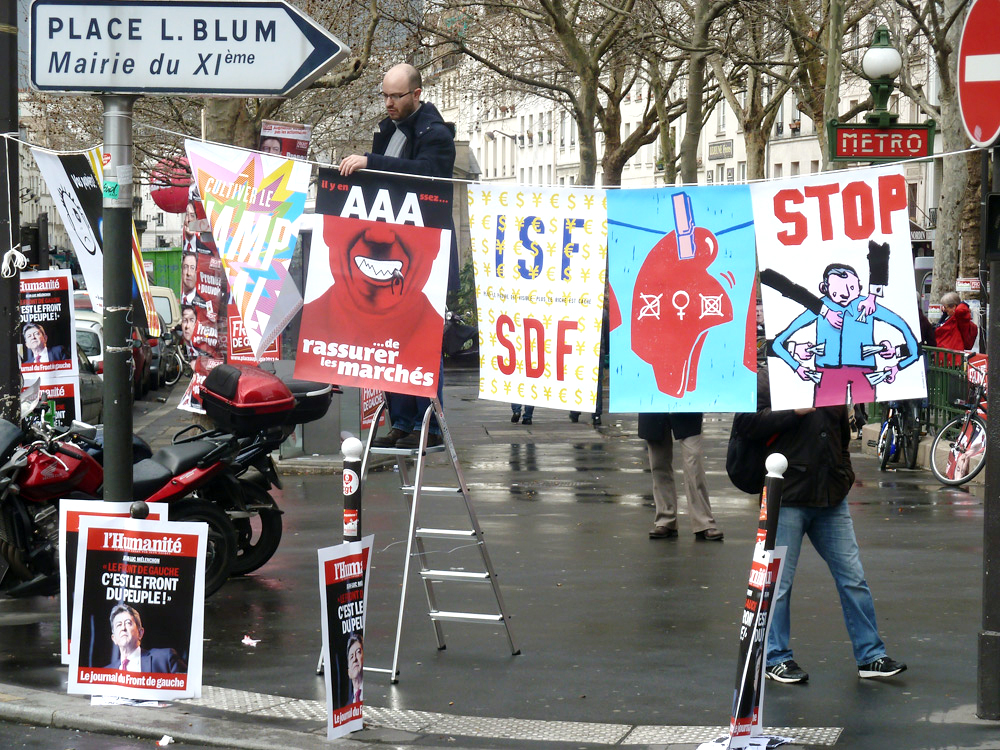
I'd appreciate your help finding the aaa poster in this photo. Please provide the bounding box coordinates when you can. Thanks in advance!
[318,536,373,740]
[295,171,451,397]
[68,516,206,701]
[468,185,606,411]
[607,186,757,412]
[750,167,925,410]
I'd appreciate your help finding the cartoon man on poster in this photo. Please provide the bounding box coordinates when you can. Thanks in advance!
[764,242,920,407]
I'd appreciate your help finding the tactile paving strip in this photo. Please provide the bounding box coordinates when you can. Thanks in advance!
[183,686,842,745]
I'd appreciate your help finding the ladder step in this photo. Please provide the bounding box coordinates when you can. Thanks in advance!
[416,527,477,540]
[419,569,491,582]
[369,445,447,455]
[429,610,504,624]
[401,485,461,495]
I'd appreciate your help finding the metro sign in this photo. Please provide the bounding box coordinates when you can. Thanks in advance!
[958,0,1000,147]
[29,0,350,97]
[829,122,935,162]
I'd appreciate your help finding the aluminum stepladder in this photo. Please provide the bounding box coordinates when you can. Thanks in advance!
[361,397,519,683]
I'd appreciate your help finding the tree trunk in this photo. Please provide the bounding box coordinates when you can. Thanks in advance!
[203,98,256,147]
[958,150,983,281]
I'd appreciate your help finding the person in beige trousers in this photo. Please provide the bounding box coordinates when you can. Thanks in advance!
[638,412,723,541]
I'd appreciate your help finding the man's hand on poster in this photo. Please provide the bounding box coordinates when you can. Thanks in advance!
[794,365,822,383]
[821,308,844,329]
[855,293,878,322]
[788,341,825,361]
[339,155,368,176]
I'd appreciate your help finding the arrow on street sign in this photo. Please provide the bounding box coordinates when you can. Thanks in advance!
[958,0,1000,147]
[30,0,350,97]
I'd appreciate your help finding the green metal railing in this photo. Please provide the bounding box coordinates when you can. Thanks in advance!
[872,346,982,435]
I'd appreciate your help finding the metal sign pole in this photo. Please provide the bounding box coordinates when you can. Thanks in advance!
[100,95,135,502]
[980,145,1000,719]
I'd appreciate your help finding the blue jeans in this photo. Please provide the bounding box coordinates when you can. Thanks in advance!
[511,404,534,418]
[766,502,886,667]
[387,357,445,435]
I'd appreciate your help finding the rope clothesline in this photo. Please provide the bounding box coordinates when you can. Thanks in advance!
[0,118,990,190]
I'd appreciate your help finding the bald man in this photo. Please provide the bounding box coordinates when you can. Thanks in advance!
[339,63,458,450]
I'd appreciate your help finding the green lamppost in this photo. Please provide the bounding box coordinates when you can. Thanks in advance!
[861,26,904,128]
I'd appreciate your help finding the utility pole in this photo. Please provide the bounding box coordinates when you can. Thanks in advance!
[0,0,20,423]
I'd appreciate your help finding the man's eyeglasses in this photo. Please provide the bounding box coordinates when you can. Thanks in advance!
[381,90,414,102]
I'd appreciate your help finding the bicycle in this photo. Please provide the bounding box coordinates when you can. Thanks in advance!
[873,399,922,471]
[929,379,987,486]
[161,329,191,387]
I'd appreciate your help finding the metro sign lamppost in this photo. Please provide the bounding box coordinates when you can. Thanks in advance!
[828,26,935,163]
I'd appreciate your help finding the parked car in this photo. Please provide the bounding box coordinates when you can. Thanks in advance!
[148,285,181,329]
[148,312,167,388]
[77,344,102,423]
[75,309,150,398]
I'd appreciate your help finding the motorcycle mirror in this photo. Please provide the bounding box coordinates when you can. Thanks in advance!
[20,378,41,420]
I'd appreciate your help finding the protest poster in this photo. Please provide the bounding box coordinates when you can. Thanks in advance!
[607,186,757,412]
[468,185,606,411]
[177,184,228,362]
[68,516,205,700]
[295,171,452,396]
[227,301,280,363]
[59,500,168,665]
[19,269,77,379]
[318,536,373,739]
[31,148,105,312]
[750,167,926,410]
[185,139,308,359]
[258,119,312,159]
[360,388,386,431]
[177,356,224,414]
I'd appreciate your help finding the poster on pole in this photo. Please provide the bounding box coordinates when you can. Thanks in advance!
[468,185,607,411]
[58,500,168,665]
[68,516,206,701]
[750,167,925,410]
[295,171,452,396]
[318,535,373,740]
[185,139,309,359]
[607,186,757,412]
[18,269,78,379]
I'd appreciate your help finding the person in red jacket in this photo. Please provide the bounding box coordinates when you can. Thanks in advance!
[935,292,978,351]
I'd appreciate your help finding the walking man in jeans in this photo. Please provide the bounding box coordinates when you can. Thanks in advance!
[733,366,906,683]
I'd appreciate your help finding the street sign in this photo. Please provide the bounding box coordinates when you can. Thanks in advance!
[958,0,1000,147]
[828,121,935,162]
[29,0,350,97]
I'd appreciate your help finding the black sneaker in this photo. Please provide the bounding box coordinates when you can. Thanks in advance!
[396,432,443,450]
[858,656,907,679]
[765,660,809,683]
[372,428,409,448]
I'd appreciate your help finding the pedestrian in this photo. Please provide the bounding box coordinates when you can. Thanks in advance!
[339,62,458,450]
[639,412,723,541]
[510,404,534,425]
[935,292,977,351]
[733,366,906,683]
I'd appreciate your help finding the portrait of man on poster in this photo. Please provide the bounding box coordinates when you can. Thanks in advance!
[104,603,186,674]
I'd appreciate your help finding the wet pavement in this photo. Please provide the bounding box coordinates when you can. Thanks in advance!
[0,368,996,749]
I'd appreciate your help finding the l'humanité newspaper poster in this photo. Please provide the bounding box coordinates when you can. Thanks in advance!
[68,516,206,701]
[750,166,926,411]
[468,186,607,412]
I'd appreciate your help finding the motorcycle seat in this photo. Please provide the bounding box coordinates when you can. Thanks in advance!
[151,441,221,476]
[132,459,174,502]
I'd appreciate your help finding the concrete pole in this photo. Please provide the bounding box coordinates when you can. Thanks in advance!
[0,0,20,423]
[101,95,137,502]
[980,146,1000,720]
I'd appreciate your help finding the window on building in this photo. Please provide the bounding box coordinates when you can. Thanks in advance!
[810,160,820,174]
[790,161,800,176]
[717,103,726,134]
[773,163,783,179]
[738,162,746,182]
[716,164,725,183]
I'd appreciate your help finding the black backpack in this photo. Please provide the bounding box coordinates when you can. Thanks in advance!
[725,420,773,495]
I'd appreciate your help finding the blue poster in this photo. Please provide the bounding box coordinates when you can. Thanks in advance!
[608,185,757,412]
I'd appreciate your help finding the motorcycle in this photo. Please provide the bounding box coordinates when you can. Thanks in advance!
[175,371,336,577]
[0,394,241,598]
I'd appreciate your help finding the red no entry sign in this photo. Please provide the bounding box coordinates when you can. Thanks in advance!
[959,0,1000,147]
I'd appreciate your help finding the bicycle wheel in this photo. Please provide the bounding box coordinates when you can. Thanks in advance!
[163,349,183,386]
[877,420,895,471]
[929,415,988,486]
[899,404,921,470]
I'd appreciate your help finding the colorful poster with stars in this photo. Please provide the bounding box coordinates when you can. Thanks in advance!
[468,186,606,412]
[184,140,309,359]
[750,167,925,410]
[607,185,757,412]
